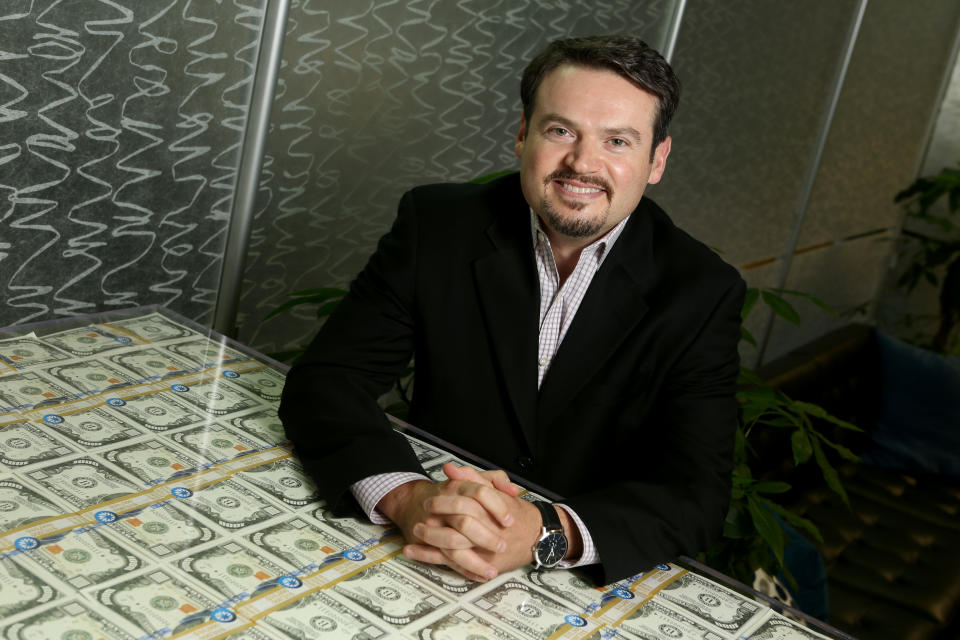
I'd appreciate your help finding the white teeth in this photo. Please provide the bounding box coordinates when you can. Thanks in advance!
[560,183,602,194]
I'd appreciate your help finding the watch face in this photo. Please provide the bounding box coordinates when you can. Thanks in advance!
[536,531,568,567]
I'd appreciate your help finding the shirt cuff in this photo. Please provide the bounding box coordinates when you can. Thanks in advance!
[554,503,601,568]
[351,472,429,525]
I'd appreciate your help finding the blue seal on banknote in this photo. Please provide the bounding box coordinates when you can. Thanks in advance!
[14,536,39,551]
[343,549,366,561]
[565,615,587,627]
[655,563,671,571]
[612,587,634,599]
[95,511,118,523]
[106,398,126,406]
[171,487,193,498]
[222,370,239,378]
[278,575,302,589]
[210,608,237,622]
[43,414,64,424]
[171,384,189,392]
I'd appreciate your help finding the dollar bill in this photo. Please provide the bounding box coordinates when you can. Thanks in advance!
[0,600,136,640]
[0,337,70,371]
[109,392,206,432]
[223,367,285,403]
[93,568,221,637]
[422,457,455,483]
[44,359,138,395]
[245,516,354,572]
[106,313,196,343]
[0,420,75,469]
[41,326,142,357]
[616,598,729,640]
[393,554,487,597]
[412,607,524,640]
[0,478,65,531]
[102,438,203,487]
[655,572,764,635]
[0,555,57,619]
[218,627,284,640]
[166,377,261,417]
[309,506,398,545]
[107,347,197,381]
[171,422,266,464]
[178,539,293,601]
[177,478,285,530]
[42,406,144,448]
[109,501,219,557]
[27,457,139,510]
[471,580,599,639]
[262,590,389,639]
[228,408,289,447]
[0,371,75,411]
[18,528,144,589]
[527,569,606,612]
[738,610,832,640]
[331,562,451,628]
[236,458,319,507]
[165,338,250,369]
[405,436,445,465]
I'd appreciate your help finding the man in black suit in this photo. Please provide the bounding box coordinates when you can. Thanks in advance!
[280,35,745,585]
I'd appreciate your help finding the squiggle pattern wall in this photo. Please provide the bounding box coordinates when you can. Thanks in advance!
[0,0,265,327]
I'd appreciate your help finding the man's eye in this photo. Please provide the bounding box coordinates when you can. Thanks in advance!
[610,138,628,147]
[550,127,570,136]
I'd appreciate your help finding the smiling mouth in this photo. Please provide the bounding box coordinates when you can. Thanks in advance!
[558,182,604,195]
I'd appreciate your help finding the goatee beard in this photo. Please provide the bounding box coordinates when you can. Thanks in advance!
[538,171,612,239]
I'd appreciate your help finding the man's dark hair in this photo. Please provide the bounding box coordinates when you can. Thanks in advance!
[520,35,681,158]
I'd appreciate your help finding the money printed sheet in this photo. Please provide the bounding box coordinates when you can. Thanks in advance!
[0,309,841,640]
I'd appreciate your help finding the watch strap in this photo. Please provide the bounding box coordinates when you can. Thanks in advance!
[533,500,562,533]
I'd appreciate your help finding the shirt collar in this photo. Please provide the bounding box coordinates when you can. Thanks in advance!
[530,209,630,265]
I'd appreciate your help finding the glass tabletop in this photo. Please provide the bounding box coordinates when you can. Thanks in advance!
[0,306,856,639]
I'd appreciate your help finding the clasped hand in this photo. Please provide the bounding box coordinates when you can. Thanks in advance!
[376,463,540,582]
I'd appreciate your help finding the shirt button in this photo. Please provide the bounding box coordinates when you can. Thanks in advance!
[538,357,549,367]
[517,456,534,470]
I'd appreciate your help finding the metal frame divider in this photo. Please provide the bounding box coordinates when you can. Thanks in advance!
[213,0,291,337]
[754,0,869,366]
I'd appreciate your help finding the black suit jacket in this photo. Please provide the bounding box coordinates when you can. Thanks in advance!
[280,173,745,584]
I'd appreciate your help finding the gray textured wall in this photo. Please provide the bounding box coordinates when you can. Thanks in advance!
[0,0,266,326]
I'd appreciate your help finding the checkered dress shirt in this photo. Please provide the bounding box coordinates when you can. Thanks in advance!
[351,212,630,568]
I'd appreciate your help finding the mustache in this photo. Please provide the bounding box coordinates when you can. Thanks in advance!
[544,170,612,195]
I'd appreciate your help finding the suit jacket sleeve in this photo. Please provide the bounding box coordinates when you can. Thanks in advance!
[278,189,424,512]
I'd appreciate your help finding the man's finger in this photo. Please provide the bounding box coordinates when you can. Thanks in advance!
[444,463,522,499]
[415,513,505,552]
[402,544,495,582]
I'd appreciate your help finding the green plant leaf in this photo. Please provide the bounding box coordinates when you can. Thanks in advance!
[469,170,516,184]
[752,481,791,494]
[791,401,862,431]
[764,500,824,544]
[791,429,813,465]
[740,326,757,346]
[760,291,801,324]
[746,496,785,570]
[769,288,837,315]
[811,438,849,506]
[815,434,860,462]
[741,288,759,320]
[263,288,347,321]
[315,299,342,318]
[738,367,764,386]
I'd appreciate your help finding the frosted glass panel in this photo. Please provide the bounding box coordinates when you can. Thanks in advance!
[0,1,266,327]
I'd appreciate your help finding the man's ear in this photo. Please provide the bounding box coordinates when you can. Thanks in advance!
[514,115,527,158]
[647,135,671,185]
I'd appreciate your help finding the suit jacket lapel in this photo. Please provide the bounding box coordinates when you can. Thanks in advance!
[536,204,655,428]
[472,187,540,452]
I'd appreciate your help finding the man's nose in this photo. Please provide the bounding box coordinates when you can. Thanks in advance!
[564,139,601,174]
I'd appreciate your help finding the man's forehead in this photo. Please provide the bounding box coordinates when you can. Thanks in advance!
[529,64,659,129]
